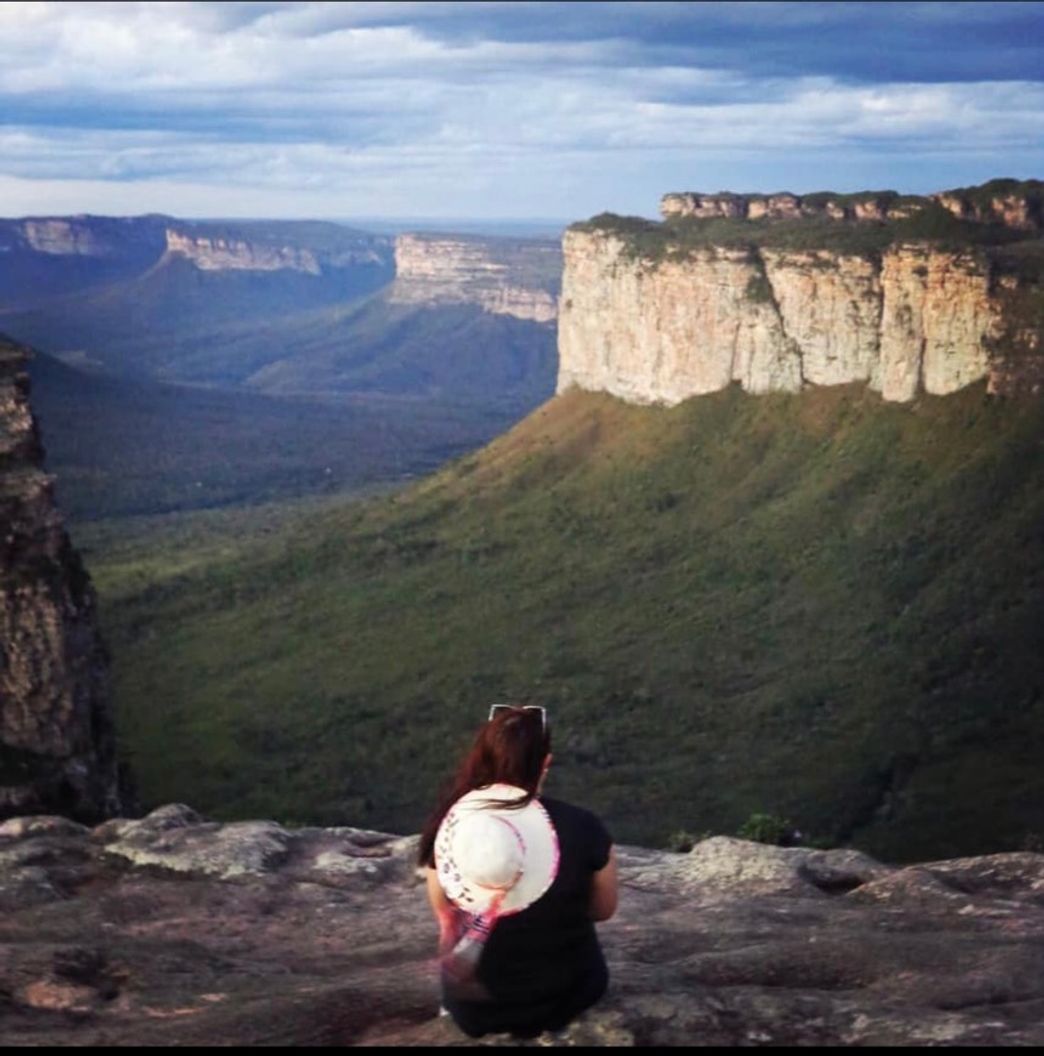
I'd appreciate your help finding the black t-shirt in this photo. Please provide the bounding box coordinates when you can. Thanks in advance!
[473,796,612,1005]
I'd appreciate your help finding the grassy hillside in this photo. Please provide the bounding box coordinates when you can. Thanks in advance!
[80,383,1044,862]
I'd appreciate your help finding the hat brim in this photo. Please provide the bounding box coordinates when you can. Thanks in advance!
[434,784,560,917]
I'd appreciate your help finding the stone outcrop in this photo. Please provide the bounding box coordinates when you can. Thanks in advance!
[2,808,1044,1045]
[556,229,1026,405]
[660,191,927,224]
[0,335,120,823]
[659,180,1043,231]
[932,183,1044,233]
[388,233,560,323]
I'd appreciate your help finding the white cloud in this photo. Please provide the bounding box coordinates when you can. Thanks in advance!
[0,2,1041,217]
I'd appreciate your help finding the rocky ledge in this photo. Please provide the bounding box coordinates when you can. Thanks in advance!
[1,804,1043,1046]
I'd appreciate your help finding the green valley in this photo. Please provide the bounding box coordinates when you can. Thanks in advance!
[78,381,1044,863]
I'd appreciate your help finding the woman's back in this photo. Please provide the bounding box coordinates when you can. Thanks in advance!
[473,796,611,1004]
[420,706,617,1038]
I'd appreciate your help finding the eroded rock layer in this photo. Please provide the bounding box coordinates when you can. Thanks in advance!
[0,335,119,823]
[389,233,561,322]
[557,230,1035,405]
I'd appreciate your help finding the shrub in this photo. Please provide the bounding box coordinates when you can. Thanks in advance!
[737,812,792,845]
[745,270,775,306]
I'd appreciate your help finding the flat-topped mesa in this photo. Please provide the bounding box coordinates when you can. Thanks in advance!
[164,229,322,275]
[0,336,121,823]
[560,180,1044,405]
[161,224,391,275]
[388,233,561,323]
[18,219,113,256]
[0,216,393,276]
[0,215,170,259]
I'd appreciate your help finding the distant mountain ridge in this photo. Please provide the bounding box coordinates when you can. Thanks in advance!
[0,214,393,311]
[0,212,561,519]
[0,212,559,400]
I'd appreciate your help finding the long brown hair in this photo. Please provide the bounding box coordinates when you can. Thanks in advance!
[418,706,551,866]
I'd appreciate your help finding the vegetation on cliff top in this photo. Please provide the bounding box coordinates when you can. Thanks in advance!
[79,383,1044,862]
[572,207,1039,264]
[940,177,1044,211]
[575,179,1044,265]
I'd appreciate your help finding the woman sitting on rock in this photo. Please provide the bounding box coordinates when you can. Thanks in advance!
[418,704,618,1039]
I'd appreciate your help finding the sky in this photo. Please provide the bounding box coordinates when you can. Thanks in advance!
[1,1,1043,221]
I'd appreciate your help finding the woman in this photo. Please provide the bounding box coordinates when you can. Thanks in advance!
[419,705,618,1039]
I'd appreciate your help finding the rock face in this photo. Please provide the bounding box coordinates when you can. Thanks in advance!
[19,219,115,257]
[164,230,323,274]
[0,216,167,259]
[388,233,561,323]
[557,230,1025,405]
[932,186,1044,232]
[2,808,1043,1046]
[0,335,120,823]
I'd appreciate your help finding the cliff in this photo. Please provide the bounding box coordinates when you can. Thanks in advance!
[0,215,169,259]
[559,183,1044,405]
[162,224,390,275]
[164,230,323,274]
[2,804,1043,1045]
[0,335,120,823]
[388,233,560,323]
[0,215,393,298]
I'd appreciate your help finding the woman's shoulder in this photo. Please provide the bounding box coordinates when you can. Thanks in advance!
[539,796,612,848]
[540,797,612,874]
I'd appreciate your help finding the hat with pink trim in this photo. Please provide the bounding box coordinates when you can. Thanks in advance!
[434,784,560,916]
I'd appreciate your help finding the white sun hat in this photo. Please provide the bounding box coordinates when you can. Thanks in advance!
[434,784,560,917]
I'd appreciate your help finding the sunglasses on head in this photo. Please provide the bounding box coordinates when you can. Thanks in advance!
[488,704,548,732]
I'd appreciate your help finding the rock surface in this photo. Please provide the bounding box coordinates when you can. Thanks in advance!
[1,805,1043,1046]
[557,230,1020,405]
[0,335,120,824]
[389,234,560,323]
